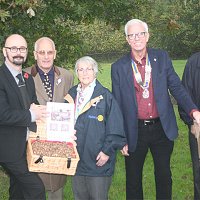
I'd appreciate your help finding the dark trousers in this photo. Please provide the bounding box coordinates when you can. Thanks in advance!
[1,156,45,200]
[189,130,200,200]
[72,176,112,200]
[125,121,174,200]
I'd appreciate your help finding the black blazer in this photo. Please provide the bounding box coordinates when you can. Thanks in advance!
[179,52,200,125]
[0,63,38,162]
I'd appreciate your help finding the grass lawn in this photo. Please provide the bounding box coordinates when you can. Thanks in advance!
[0,59,193,200]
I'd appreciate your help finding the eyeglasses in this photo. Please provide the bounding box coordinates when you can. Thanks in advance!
[77,68,94,74]
[127,32,146,40]
[35,50,55,56]
[4,46,27,53]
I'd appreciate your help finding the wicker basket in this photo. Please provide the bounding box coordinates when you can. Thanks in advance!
[27,120,79,175]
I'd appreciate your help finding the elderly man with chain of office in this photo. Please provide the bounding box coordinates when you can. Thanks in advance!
[25,37,74,200]
[111,19,200,199]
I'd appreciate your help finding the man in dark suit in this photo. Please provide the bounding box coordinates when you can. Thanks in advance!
[0,34,47,199]
[111,19,200,200]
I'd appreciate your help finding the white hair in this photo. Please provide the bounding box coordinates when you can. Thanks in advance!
[125,19,149,36]
[75,56,98,76]
[34,37,56,51]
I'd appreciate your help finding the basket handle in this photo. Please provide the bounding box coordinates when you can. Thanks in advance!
[35,155,43,164]
[67,157,71,168]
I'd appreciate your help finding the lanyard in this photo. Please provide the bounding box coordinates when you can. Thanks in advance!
[131,54,152,98]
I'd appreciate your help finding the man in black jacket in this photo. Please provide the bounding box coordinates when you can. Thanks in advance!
[0,34,47,199]
[179,52,200,200]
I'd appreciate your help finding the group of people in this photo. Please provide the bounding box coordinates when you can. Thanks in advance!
[0,18,200,200]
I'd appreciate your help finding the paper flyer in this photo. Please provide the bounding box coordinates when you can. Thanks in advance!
[46,102,74,141]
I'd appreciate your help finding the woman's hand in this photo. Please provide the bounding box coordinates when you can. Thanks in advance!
[68,130,77,145]
[96,151,109,167]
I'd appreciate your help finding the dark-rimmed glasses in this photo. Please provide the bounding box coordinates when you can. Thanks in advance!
[4,46,27,53]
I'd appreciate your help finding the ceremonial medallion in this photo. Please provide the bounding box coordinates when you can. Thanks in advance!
[142,89,149,98]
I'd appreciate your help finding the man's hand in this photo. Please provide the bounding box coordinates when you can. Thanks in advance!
[121,144,129,156]
[96,151,109,167]
[30,103,47,120]
[191,120,200,139]
[192,111,200,124]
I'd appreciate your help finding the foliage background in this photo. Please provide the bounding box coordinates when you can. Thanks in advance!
[0,0,199,67]
[0,0,199,199]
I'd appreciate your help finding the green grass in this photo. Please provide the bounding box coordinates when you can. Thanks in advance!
[172,60,187,78]
[0,60,193,200]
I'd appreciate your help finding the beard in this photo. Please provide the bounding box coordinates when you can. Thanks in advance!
[12,56,25,66]
[5,51,26,66]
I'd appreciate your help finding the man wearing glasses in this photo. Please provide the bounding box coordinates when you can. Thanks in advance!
[25,37,74,200]
[111,19,200,199]
[0,34,47,199]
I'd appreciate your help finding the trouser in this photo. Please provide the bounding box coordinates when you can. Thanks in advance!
[39,173,66,200]
[72,176,112,200]
[0,156,45,200]
[48,187,64,200]
[125,120,174,200]
[189,130,200,200]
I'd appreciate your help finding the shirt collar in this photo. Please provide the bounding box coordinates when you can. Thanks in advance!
[77,78,96,93]
[131,50,147,64]
[36,65,54,76]
[5,61,22,78]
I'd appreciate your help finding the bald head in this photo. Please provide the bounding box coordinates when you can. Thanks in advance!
[33,37,57,73]
[3,34,28,71]
[5,34,27,48]
[34,37,55,52]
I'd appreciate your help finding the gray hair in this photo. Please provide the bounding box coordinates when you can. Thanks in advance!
[34,37,56,51]
[75,56,98,76]
[125,19,149,36]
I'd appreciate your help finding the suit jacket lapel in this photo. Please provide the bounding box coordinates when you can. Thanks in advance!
[33,73,49,101]
[53,73,63,102]
[148,49,159,91]
[124,54,138,108]
[2,64,24,108]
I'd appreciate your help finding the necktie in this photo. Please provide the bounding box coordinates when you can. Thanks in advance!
[16,73,25,87]
[43,73,53,101]
[76,91,85,112]
[75,91,85,120]
[78,91,84,106]
[16,73,30,109]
